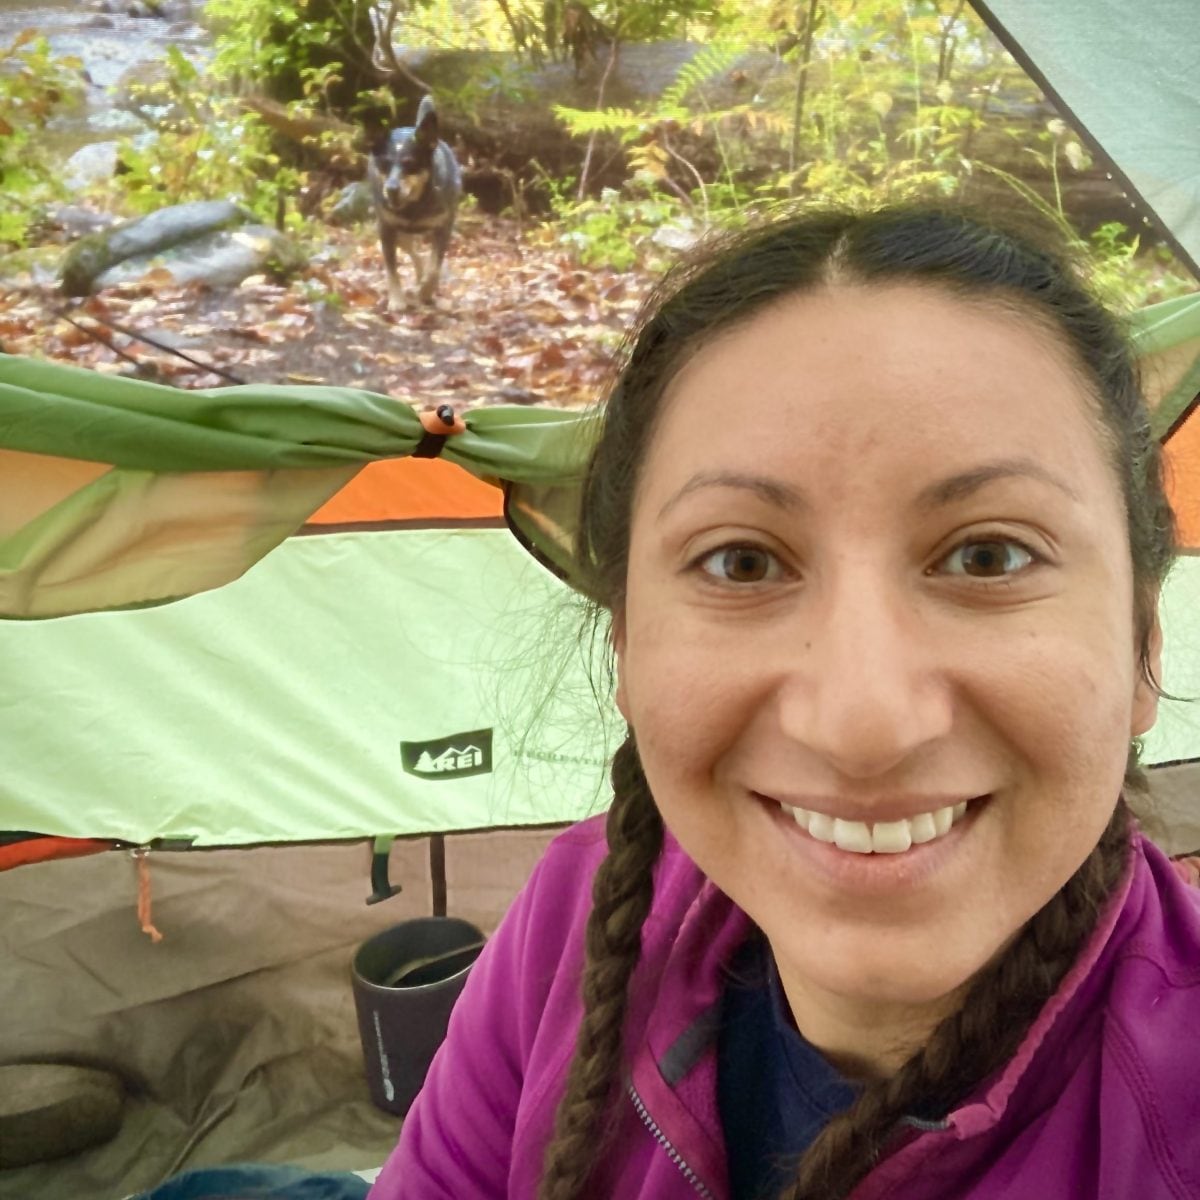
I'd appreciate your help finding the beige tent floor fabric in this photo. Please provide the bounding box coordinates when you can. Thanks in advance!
[1143,761,1200,856]
[0,829,559,1200]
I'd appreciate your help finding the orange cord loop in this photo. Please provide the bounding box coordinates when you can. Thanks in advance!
[133,847,164,943]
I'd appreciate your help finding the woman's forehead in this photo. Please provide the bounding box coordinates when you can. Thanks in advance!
[643,283,1106,499]
[665,282,1083,397]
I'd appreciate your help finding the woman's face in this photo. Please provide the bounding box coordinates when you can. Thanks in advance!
[614,284,1159,1061]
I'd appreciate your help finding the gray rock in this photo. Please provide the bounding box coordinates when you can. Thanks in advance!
[48,206,118,238]
[87,108,145,137]
[64,141,119,190]
[328,180,374,226]
[112,60,184,122]
[93,225,304,291]
[61,199,250,295]
[651,220,702,252]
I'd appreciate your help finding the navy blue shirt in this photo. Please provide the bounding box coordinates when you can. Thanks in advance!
[718,934,860,1200]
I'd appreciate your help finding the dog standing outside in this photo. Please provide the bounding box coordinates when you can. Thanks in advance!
[367,96,462,310]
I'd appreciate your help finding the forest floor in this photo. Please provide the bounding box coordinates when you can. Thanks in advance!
[0,211,656,412]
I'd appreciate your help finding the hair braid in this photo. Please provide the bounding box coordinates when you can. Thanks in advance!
[779,801,1131,1200]
[537,734,663,1200]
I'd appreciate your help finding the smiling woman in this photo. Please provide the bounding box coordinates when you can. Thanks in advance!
[370,209,1200,1200]
[614,279,1157,1078]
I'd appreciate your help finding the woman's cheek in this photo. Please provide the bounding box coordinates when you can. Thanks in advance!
[622,627,761,765]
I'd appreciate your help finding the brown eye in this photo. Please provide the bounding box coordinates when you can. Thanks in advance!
[699,546,780,584]
[942,539,1033,578]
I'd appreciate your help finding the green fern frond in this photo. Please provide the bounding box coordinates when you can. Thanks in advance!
[552,105,644,138]
[660,42,743,111]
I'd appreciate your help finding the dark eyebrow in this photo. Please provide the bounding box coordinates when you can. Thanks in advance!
[658,458,1079,521]
[914,458,1081,511]
[658,471,807,519]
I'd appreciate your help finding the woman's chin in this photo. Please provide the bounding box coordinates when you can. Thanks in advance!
[766,931,984,1030]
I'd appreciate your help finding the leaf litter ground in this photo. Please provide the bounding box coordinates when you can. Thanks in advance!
[0,213,655,412]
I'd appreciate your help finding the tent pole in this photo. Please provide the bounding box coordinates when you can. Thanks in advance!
[430,834,447,917]
[968,0,1200,279]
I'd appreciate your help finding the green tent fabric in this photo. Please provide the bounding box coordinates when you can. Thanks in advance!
[3,0,1200,841]
[3,292,1198,621]
[0,354,599,618]
[974,0,1200,277]
[0,525,619,844]
[1139,291,1200,436]
[1149,555,1200,767]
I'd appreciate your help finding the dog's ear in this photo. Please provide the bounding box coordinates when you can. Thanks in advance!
[414,94,439,146]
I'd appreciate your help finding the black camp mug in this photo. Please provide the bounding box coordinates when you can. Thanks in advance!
[351,916,485,1116]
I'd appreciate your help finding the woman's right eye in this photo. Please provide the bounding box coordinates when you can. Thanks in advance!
[696,546,782,584]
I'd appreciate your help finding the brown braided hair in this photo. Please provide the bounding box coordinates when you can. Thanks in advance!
[538,734,662,1200]
[778,801,1129,1199]
[539,205,1176,1199]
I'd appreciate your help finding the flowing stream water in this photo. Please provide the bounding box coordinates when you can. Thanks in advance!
[0,0,210,158]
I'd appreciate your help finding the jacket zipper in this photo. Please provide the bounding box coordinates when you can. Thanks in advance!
[627,1082,715,1199]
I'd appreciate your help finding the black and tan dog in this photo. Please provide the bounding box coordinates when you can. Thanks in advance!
[367,96,462,310]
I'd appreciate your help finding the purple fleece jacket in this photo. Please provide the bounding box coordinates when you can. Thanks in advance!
[370,815,1200,1199]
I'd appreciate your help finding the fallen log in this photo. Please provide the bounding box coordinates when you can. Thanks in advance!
[240,95,364,173]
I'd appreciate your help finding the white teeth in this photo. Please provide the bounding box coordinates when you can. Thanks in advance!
[785,800,972,855]
[908,812,937,844]
[807,810,836,843]
[869,819,912,854]
[833,818,874,854]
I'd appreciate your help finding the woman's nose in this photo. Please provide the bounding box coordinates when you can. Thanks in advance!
[775,574,954,779]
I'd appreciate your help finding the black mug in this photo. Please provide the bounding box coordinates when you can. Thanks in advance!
[351,916,485,1116]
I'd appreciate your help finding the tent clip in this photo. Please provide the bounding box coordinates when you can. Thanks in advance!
[366,835,402,905]
[413,405,466,459]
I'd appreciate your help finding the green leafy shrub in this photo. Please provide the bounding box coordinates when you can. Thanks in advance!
[106,46,303,226]
[0,30,85,246]
[556,190,676,271]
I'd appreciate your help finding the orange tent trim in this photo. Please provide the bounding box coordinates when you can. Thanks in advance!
[307,457,503,528]
[1163,400,1200,552]
[0,836,111,872]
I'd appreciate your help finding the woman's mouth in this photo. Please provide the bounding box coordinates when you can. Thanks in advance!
[763,795,982,855]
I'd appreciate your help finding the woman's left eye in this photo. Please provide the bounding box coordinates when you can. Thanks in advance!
[939,538,1034,579]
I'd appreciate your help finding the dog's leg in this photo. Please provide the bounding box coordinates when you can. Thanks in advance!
[397,233,423,298]
[418,225,452,305]
[379,221,405,311]
[388,232,423,308]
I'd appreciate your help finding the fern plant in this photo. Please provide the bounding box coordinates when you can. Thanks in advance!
[552,41,760,217]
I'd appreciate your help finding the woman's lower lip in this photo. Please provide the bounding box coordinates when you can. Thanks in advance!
[756,792,986,894]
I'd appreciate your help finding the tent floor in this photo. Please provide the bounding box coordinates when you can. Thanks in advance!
[0,828,561,1200]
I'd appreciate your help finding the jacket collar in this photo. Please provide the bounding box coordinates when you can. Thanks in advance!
[946,831,1140,1137]
[626,825,1153,1194]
